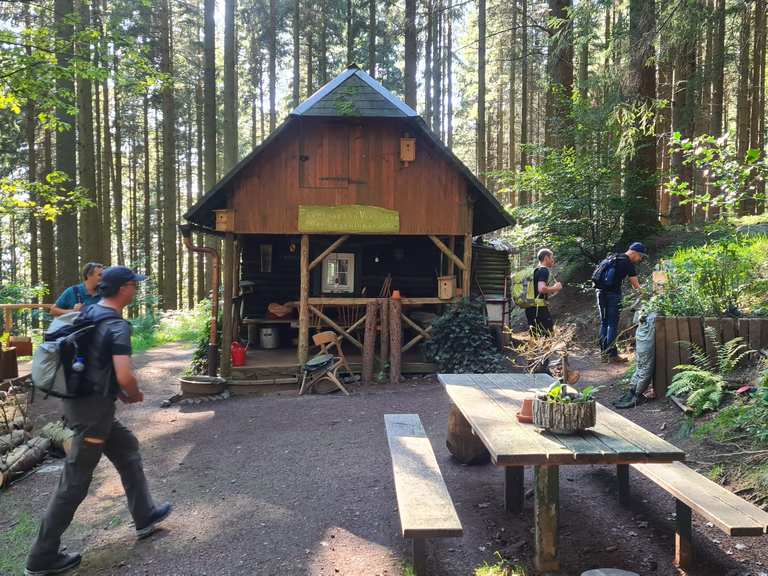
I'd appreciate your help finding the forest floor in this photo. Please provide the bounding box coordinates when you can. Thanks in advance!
[2,336,768,575]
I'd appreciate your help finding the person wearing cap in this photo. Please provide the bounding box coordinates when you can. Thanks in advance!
[50,262,104,317]
[594,242,647,363]
[25,267,171,576]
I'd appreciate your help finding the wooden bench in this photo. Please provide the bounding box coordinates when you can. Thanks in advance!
[630,462,768,569]
[384,414,463,576]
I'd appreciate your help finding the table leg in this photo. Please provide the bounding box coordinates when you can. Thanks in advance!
[617,464,630,507]
[534,465,560,573]
[675,499,693,570]
[504,466,524,513]
[412,538,426,576]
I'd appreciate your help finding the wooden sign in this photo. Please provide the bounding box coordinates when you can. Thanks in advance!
[298,204,400,233]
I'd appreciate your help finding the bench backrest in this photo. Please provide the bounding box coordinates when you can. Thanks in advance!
[384,414,463,539]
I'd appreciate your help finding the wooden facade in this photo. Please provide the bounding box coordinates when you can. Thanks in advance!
[185,66,513,389]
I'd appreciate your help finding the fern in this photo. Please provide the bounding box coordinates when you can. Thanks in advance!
[667,326,753,416]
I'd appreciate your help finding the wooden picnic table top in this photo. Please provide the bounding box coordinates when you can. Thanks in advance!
[438,373,685,467]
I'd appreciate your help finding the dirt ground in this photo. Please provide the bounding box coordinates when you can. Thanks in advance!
[2,341,768,576]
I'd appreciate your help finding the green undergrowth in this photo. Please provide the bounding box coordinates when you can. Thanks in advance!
[131,299,210,354]
[474,553,527,576]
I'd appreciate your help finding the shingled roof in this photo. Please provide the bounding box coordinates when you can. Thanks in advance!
[185,65,513,235]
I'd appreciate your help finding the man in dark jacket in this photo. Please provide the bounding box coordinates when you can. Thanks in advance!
[525,248,562,336]
[26,267,171,576]
[595,242,646,363]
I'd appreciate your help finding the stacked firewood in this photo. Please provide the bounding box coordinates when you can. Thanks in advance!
[0,386,73,487]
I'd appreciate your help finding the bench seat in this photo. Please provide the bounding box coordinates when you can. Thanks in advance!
[631,461,768,568]
[385,414,462,575]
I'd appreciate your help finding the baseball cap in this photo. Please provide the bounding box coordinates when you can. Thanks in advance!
[628,242,648,257]
[99,266,147,292]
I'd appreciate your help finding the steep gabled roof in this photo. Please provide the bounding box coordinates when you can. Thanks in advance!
[185,65,513,235]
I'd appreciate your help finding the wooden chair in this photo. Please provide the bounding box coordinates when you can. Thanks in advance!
[298,331,352,396]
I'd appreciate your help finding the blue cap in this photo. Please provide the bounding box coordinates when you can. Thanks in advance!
[99,266,147,292]
[628,242,648,256]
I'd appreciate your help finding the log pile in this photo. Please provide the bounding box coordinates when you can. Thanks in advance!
[0,429,31,454]
[0,436,51,487]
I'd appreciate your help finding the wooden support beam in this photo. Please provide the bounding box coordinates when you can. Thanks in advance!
[617,464,630,507]
[505,466,524,513]
[309,235,350,271]
[675,498,693,570]
[298,235,310,365]
[309,304,363,350]
[380,299,390,362]
[400,313,430,339]
[362,302,378,386]
[447,237,456,276]
[347,313,367,334]
[429,235,466,271]
[389,299,402,384]
[221,232,235,378]
[401,326,433,354]
[534,465,560,573]
[462,202,474,295]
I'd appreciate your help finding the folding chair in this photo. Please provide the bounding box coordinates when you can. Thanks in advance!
[298,331,352,396]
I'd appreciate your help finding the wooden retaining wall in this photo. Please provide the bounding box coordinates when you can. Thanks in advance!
[653,316,768,397]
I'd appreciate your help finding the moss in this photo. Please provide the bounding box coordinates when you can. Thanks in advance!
[0,512,38,576]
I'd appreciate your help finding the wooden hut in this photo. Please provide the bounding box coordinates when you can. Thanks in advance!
[184,65,513,391]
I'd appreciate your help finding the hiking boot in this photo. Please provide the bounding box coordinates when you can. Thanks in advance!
[25,552,82,576]
[613,391,647,409]
[136,502,172,540]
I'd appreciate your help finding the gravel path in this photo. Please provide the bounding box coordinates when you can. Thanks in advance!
[1,343,767,576]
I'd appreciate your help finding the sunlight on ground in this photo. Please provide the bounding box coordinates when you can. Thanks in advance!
[307,526,399,575]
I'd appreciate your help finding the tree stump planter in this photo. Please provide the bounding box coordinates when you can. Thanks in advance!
[446,405,490,464]
[179,375,227,396]
[532,397,596,434]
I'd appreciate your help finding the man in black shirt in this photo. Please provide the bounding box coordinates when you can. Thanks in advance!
[526,248,562,337]
[26,267,172,576]
[595,242,646,362]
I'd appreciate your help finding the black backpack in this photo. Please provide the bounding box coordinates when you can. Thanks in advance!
[591,253,628,291]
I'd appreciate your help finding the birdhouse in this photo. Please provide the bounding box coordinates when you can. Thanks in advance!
[438,276,456,300]
[214,209,235,232]
[400,137,416,163]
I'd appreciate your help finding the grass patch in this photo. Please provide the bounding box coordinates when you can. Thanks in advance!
[474,553,527,576]
[131,300,210,354]
[708,464,725,483]
[0,512,38,576]
[402,563,417,576]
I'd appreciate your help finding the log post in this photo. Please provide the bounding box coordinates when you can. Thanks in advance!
[362,302,378,385]
[412,538,426,576]
[534,465,560,573]
[389,298,402,384]
[617,464,630,507]
[462,202,474,296]
[298,235,310,366]
[3,308,11,334]
[221,232,235,378]
[446,404,490,464]
[380,299,389,365]
[505,466,524,513]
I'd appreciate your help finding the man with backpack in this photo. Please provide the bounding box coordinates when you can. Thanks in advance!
[525,248,562,336]
[50,262,104,317]
[592,242,647,363]
[26,266,171,576]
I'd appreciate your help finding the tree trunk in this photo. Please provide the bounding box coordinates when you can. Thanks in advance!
[432,3,442,135]
[750,0,766,213]
[196,78,206,303]
[187,116,195,309]
[320,0,328,84]
[41,129,55,302]
[77,0,101,265]
[446,0,453,147]
[477,0,486,180]
[306,25,314,97]
[624,0,657,232]
[269,0,277,132]
[346,0,354,65]
[404,0,417,108]
[736,1,753,214]
[204,0,217,190]
[368,0,376,77]
[24,5,38,300]
[508,0,517,189]
[142,93,151,277]
[160,0,177,309]
[293,0,301,107]
[709,0,725,136]
[113,55,125,265]
[519,0,528,183]
[223,0,238,172]
[669,9,697,225]
[545,0,573,148]
[657,51,673,223]
[425,0,433,125]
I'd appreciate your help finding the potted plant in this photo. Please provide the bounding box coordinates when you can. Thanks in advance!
[532,384,597,434]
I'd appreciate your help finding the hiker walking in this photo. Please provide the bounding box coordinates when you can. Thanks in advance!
[592,242,647,363]
[26,267,171,576]
[50,262,104,317]
[525,248,562,336]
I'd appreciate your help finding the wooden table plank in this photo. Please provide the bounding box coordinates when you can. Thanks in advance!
[384,414,463,538]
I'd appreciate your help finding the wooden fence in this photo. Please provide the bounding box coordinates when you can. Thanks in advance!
[654,316,768,397]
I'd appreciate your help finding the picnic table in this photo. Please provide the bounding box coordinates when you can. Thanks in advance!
[438,373,685,573]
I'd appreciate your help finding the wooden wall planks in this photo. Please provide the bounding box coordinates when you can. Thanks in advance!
[229,118,472,235]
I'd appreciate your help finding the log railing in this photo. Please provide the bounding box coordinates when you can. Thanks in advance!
[1,304,53,333]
